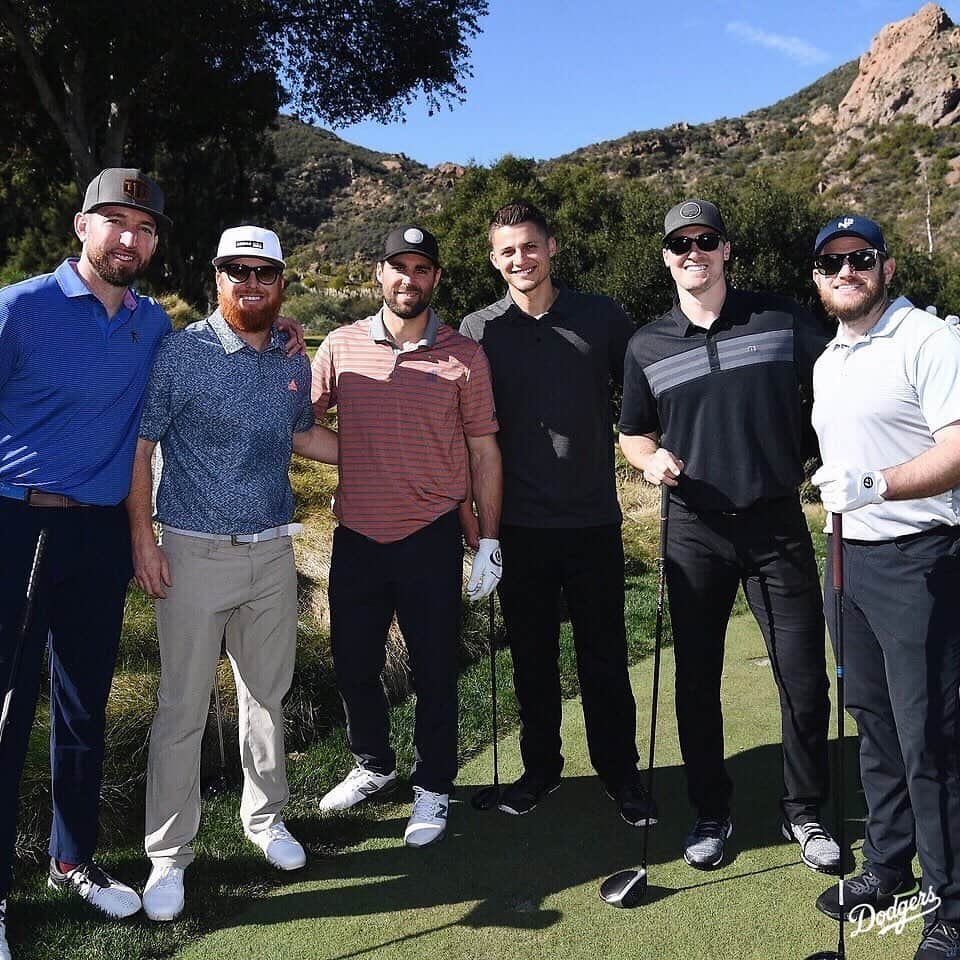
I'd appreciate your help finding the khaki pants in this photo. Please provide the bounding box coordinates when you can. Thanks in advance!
[145,532,297,867]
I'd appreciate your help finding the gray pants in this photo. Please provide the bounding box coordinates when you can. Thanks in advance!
[144,532,297,868]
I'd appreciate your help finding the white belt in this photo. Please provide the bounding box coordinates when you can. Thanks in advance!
[162,523,304,545]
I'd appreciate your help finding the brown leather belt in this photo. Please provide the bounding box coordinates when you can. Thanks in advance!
[26,490,85,508]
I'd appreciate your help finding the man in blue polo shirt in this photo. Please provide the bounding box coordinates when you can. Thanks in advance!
[127,226,338,922]
[0,168,172,952]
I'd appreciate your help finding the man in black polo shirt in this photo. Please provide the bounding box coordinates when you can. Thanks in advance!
[618,199,838,872]
[460,201,652,827]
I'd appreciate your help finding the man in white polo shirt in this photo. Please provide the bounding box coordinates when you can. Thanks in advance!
[808,214,960,960]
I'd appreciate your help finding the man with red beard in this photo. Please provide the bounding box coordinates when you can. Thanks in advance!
[0,169,172,954]
[808,215,960,959]
[127,226,338,922]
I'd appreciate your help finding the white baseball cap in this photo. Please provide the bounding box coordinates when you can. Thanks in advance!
[212,225,285,267]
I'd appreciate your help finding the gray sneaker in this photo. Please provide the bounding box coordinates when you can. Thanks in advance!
[781,819,840,874]
[683,817,733,870]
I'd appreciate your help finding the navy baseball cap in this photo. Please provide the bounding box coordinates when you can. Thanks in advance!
[814,214,887,255]
[663,199,727,240]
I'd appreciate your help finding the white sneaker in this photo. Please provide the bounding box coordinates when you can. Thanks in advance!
[403,787,448,848]
[47,859,141,918]
[318,765,399,813]
[246,822,306,871]
[0,899,11,960]
[143,864,185,921]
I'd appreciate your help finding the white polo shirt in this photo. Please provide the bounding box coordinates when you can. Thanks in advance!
[812,296,960,541]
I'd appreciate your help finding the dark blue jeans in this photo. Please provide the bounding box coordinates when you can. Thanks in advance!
[328,511,463,795]
[0,498,131,898]
[825,526,960,921]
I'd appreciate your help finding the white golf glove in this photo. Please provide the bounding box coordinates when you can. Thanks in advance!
[811,464,887,513]
[466,538,502,601]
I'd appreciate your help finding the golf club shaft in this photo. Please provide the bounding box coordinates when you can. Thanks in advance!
[213,659,227,772]
[0,528,49,743]
[832,512,845,959]
[641,483,669,872]
[489,592,498,789]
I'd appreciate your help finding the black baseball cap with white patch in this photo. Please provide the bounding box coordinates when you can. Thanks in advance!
[663,199,726,241]
[381,225,440,266]
[82,167,172,230]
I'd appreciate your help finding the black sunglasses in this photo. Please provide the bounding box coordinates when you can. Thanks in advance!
[813,249,881,276]
[663,233,724,256]
[218,263,283,285]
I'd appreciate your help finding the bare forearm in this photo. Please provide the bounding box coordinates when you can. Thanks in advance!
[292,424,339,464]
[882,434,960,500]
[619,432,659,472]
[126,441,156,545]
[469,442,502,540]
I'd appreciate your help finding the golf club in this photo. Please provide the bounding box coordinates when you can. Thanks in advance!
[201,641,230,800]
[0,528,49,746]
[472,593,500,811]
[600,482,669,908]
[804,512,846,960]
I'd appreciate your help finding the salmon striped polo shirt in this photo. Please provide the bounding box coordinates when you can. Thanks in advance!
[311,308,498,544]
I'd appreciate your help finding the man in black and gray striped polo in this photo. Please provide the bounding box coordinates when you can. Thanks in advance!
[618,198,838,874]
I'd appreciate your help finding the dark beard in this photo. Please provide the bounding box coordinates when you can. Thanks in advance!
[824,278,888,324]
[384,287,432,319]
[219,295,278,333]
[88,247,146,287]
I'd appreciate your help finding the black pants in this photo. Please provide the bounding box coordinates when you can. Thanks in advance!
[666,496,830,823]
[825,526,960,920]
[328,511,463,795]
[496,523,639,790]
[0,498,131,900]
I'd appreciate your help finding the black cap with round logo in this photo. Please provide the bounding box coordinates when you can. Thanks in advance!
[663,199,726,241]
[381,225,440,266]
[82,167,172,230]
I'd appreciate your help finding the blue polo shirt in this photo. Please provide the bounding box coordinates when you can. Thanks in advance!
[140,310,314,534]
[0,259,171,505]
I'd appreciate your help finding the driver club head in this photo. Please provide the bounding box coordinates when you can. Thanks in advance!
[803,954,843,960]
[599,868,647,908]
[471,784,501,811]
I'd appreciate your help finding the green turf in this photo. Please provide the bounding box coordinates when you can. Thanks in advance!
[173,615,923,960]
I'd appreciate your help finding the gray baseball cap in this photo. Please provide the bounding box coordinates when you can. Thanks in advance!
[663,199,726,240]
[82,168,172,230]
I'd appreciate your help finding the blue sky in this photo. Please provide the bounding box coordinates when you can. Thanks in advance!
[336,0,959,166]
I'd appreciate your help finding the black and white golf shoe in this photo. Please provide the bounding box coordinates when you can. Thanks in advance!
[815,868,917,921]
[498,771,561,816]
[47,859,141,918]
[914,919,960,959]
[607,772,658,827]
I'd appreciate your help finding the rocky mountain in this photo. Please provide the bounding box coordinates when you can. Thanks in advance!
[272,3,960,269]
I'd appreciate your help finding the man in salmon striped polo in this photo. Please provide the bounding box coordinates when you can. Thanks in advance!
[312,226,503,847]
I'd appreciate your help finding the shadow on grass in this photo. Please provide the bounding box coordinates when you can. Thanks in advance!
[199,737,864,952]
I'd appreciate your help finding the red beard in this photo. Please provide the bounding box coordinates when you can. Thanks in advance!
[219,295,278,333]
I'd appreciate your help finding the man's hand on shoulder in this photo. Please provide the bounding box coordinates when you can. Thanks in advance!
[276,315,306,357]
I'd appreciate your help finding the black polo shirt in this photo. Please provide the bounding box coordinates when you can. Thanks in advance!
[619,288,829,513]
[461,283,636,528]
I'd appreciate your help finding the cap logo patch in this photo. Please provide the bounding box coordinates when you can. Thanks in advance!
[680,202,702,219]
[403,228,424,244]
[236,240,264,249]
[122,178,149,202]
[838,217,855,229]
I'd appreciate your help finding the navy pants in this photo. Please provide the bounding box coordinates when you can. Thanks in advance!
[665,496,831,823]
[0,498,131,899]
[825,526,960,921]
[496,523,640,791]
[328,511,463,796]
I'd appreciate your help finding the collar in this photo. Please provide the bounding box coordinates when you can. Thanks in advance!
[824,296,913,351]
[206,308,284,355]
[504,278,568,322]
[671,286,740,336]
[369,306,440,348]
[55,259,138,310]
